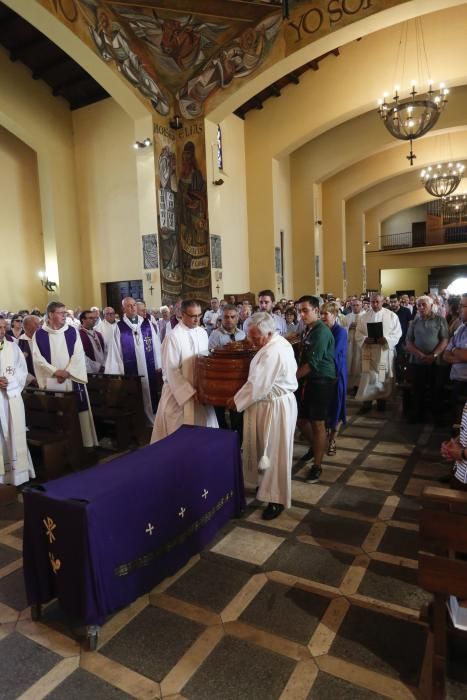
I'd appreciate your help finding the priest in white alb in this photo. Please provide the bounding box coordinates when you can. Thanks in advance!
[341,297,366,394]
[227,312,298,521]
[0,319,35,486]
[105,297,162,425]
[32,301,98,447]
[355,294,402,412]
[151,299,218,442]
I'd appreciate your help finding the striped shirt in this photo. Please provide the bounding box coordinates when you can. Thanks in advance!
[455,402,467,484]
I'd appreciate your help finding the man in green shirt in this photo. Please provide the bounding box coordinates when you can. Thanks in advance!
[296,296,336,483]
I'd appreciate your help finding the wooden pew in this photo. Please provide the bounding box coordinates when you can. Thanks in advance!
[418,486,467,699]
[87,374,149,449]
[23,387,85,479]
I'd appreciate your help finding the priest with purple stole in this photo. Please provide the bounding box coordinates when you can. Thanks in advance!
[79,310,106,374]
[32,301,98,447]
[105,297,162,425]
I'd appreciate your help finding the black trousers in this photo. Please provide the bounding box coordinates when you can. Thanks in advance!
[409,363,444,421]
[214,406,243,445]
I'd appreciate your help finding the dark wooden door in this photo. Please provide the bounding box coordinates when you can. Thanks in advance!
[105,280,143,312]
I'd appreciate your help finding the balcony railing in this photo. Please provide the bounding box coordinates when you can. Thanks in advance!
[381,227,467,250]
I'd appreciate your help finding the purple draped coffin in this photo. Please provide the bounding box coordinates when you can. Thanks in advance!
[23,426,244,625]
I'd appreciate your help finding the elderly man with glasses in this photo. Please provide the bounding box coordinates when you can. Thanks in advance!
[151,299,218,442]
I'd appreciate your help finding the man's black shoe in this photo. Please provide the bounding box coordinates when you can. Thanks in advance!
[262,503,284,520]
[305,466,322,484]
[301,448,314,462]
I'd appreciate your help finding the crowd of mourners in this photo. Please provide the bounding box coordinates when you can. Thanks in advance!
[0,286,466,519]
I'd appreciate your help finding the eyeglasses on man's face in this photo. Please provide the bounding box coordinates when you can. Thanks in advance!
[183,312,202,319]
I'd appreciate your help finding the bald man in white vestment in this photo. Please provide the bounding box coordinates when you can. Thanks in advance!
[0,319,35,486]
[355,295,402,411]
[32,301,98,447]
[151,300,218,442]
[105,297,161,425]
[228,312,298,521]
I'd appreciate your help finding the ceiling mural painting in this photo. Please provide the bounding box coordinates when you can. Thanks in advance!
[41,0,412,119]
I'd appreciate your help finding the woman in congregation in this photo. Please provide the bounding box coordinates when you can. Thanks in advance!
[6,315,23,342]
[320,301,348,455]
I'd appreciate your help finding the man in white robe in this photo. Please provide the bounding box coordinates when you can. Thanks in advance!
[228,312,298,520]
[98,307,117,352]
[341,297,366,394]
[105,297,162,425]
[18,315,41,386]
[355,294,402,412]
[32,301,98,447]
[151,299,218,442]
[0,319,35,486]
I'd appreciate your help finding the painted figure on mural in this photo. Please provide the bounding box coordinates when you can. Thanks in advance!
[158,145,182,299]
[178,141,207,248]
[86,4,170,116]
[177,14,282,119]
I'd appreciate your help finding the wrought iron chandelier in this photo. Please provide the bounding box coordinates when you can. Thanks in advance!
[378,83,448,166]
[443,192,467,214]
[421,162,464,197]
[377,19,449,165]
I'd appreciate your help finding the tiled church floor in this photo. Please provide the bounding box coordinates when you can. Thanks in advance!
[1,402,467,699]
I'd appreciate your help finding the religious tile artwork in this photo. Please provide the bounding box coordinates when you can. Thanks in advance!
[155,121,211,304]
[210,235,222,270]
[142,234,158,270]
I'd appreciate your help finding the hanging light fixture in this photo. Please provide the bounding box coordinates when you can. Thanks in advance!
[421,162,464,197]
[377,20,449,165]
[443,191,467,214]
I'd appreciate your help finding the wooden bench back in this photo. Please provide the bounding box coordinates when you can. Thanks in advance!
[418,486,467,598]
[23,387,84,457]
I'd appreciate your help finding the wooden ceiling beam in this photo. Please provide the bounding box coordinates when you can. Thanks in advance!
[108,0,276,23]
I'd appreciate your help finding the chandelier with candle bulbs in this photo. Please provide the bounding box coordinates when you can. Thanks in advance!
[377,19,449,165]
[378,82,448,166]
[421,162,464,197]
[443,192,467,214]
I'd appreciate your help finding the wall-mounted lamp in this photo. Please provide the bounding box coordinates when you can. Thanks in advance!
[364,240,371,247]
[133,137,152,149]
[169,115,183,130]
[39,271,57,292]
[212,178,224,186]
[315,220,322,225]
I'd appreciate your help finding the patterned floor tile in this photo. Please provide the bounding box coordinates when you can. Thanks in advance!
[0,543,21,569]
[377,525,419,561]
[412,460,449,479]
[292,481,329,505]
[182,635,295,700]
[337,437,370,451]
[165,558,251,613]
[347,471,397,492]
[246,506,308,532]
[404,477,447,498]
[324,485,388,518]
[358,559,431,611]
[360,454,407,473]
[0,631,61,699]
[304,510,372,548]
[307,671,387,699]
[322,450,359,466]
[353,417,386,428]
[341,427,379,439]
[373,441,415,457]
[99,604,204,683]
[265,540,354,588]
[0,567,28,611]
[46,668,133,699]
[210,526,284,565]
[241,580,331,646]
[330,605,427,686]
